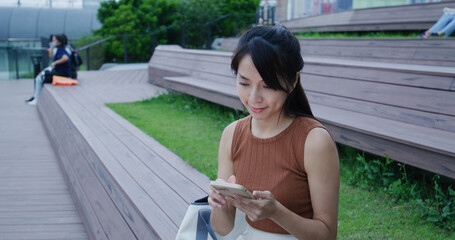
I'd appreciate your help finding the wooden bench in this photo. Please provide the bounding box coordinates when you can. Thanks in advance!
[37,69,211,239]
[148,45,243,110]
[221,38,455,67]
[281,1,455,33]
[148,45,455,179]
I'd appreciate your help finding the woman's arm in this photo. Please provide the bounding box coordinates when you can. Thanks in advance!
[229,127,340,240]
[209,121,238,236]
[51,54,68,68]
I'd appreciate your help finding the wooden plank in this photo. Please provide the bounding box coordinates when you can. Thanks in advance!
[45,86,172,239]
[150,56,233,82]
[38,87,112,240]
[0,211,83,225]
[0,189,70,196]
[0,224,88,238]
[0,204,76,213]
[282,1,455,32]
[323,121,455,179]
[312,103,455,157]
[303,74,455,116]
[298,38,455,48]
[165,76,237,97]
[42,88,139,240]
[306,92,455,132]
[102,107,212,194]
[63,86,193,227]
[79,85,210,200]
[166,78,244,110]
[302,64,454,90]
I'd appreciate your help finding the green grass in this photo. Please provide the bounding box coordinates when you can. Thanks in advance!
[338,182,453,239]
[106,93,245,180]
[107,92,454,239]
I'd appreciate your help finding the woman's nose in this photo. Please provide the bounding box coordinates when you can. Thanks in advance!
[249,88,262,103]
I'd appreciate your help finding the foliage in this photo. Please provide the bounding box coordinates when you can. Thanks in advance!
[177,0,259,48]
[179,0,222,48]
[219,0,260,37]
[96,0,182,62]
[339,146,455,230]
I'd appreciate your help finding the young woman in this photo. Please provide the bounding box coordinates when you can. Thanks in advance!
[26,34,71,105]
[208,26,340,239]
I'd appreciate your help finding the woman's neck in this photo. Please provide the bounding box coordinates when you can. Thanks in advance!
[251,115,295,139]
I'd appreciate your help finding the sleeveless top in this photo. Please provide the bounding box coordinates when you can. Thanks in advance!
[231,115,327,234]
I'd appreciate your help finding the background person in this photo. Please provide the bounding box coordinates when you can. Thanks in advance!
[26,34,71,106]
[208,26,340,239]
[420,7,455,38]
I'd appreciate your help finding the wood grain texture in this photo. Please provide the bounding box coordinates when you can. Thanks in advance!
[37,68,212,239]
[282,1,455,32]
[0,79,89,239]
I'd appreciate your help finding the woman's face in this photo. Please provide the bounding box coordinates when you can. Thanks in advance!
[236,54,288,122]
[52,36,60,47]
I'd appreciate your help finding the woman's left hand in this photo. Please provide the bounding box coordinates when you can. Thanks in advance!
[228,190,279,222]
[51,62,56,68]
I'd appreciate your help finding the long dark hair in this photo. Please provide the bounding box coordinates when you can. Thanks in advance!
[231,25,314,118]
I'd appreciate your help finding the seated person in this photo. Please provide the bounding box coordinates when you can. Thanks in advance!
[209,26,339,240]
[420,7,455,38]
[26,34,71,106]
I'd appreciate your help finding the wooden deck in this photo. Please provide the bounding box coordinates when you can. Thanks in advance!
[0,79,89,239]
[281,1,455,33]
[37,69,211,239]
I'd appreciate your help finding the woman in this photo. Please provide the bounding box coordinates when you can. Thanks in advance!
[26,34,71,105]
[208,26,340,239]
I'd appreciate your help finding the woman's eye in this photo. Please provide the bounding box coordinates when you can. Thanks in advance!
[239,82,249,86]
[263,85,271,89]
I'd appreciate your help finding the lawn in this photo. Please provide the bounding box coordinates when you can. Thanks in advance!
[107,93,454,239]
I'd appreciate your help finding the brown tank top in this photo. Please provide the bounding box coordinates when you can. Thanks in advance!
[231,115,327,234]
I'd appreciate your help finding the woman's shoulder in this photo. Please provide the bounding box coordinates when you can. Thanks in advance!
[55,47,66,54]
[222,115,250,139]
[294,116,325,130]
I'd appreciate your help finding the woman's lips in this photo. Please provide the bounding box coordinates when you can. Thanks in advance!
[250,106,265,113]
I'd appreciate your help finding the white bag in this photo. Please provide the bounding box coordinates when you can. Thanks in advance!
[176,196,217,240]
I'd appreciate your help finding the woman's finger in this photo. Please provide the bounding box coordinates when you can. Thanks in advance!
[208,187,227,208]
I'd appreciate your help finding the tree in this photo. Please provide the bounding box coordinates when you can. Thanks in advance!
[220,0,260,37]
[179,0,259,48]
[96,0,182,62]
[179,0,222,48]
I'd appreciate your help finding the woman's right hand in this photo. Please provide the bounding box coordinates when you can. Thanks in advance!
[208,175,236,209]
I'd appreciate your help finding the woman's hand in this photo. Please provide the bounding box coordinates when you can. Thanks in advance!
[208,175,236,209]
[228,190,279,222]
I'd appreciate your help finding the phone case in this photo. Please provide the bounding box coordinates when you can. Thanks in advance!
[210,181,254,199]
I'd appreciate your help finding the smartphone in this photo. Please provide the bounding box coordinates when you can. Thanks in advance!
[210,181,254,199]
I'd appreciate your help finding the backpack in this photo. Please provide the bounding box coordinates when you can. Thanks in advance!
[68,49,83,79]
[70,50,83,71]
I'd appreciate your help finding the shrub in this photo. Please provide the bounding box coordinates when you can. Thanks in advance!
[339,146,455,230]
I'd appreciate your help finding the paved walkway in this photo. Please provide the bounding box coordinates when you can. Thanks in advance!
[0,79,88,239]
